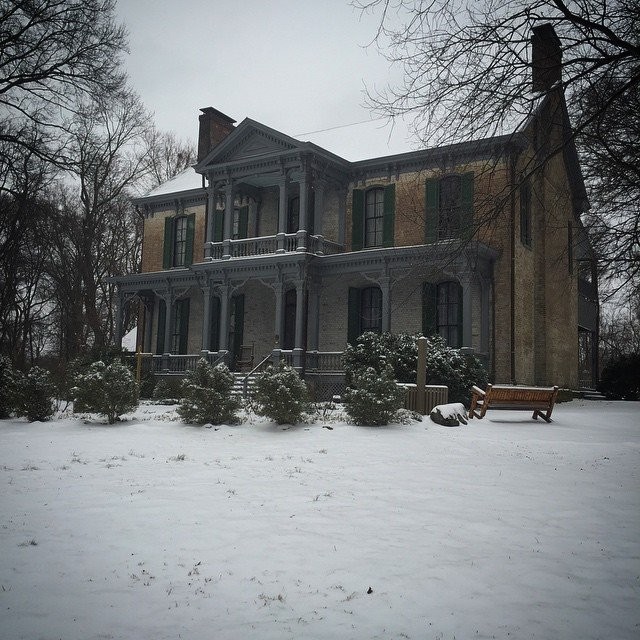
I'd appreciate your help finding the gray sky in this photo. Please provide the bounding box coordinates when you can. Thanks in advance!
[116,0,415,160]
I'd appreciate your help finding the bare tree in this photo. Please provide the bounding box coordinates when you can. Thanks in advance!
[355,0,639,288]
[140,128,197,194]
[0,0,128,168]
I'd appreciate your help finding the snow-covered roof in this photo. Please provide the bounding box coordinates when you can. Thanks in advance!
[142,167,204,199]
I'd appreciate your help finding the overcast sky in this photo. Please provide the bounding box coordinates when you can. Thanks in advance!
[116,0,415,161]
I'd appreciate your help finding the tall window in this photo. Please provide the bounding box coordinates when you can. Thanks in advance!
[351,184,395,251]
[437,282,462,347]
[425,173,473,243]
[171,298,190,354]
[361,287,382,333]
[423,281,462,347]
[348,286,383,344]
[520,180,532,247]
[365,188,384,247]
[173,216,188,267]
[439,175,462,239]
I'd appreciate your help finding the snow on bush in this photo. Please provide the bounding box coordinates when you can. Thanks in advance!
[178,359,240,425]
[14,366,55,422]
[343,365,405,426]
[343,332,488,404]
[253,361,310,425]
[73,361,139,424]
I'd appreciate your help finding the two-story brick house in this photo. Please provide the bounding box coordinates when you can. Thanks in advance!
[113,82,598,395]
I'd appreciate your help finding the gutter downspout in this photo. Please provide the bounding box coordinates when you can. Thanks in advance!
[509,152,517,384]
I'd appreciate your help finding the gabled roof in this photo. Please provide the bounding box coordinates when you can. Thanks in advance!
[194,117,350,172]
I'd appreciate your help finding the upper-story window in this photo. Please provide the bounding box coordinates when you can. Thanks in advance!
[351,184,395,250]
[425,173,474,243]
[173,216,188,267]
[163,213,195,269]
[365,188,385,248]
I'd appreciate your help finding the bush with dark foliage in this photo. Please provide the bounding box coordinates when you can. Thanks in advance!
[598,353,640,400]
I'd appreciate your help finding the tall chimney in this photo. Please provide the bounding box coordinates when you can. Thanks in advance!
[531,24,562,92]
[197,107,236,162]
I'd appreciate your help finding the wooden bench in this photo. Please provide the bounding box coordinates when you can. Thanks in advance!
[468,384,559,423]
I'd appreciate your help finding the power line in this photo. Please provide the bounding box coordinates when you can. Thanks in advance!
[295,116,387,137]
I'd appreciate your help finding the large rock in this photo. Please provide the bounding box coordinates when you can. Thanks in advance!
[430,402,468,426]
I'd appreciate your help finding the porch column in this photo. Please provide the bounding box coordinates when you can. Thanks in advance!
[277,174,288,253]
[313,177,326,238]
[143,295,154,352]
[223,180,234,259]
[297,163,309,251]
[307,281,320,351]
[218,283,230,352]
[114,290,124,348]
[461,275,473,348]
[380,276,391,333]
[201,285,211,351]
[161,291,174,355]
[273,280,284,345]
[293,278,306,367]
[205,181,217,257]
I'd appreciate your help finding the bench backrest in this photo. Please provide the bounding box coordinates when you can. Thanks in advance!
[487,385,557,404]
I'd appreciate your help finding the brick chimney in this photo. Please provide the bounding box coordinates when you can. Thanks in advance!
[197,107,236,162]
[531,24,562,92]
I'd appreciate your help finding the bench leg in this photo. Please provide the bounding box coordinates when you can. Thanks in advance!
[533,409,552,423]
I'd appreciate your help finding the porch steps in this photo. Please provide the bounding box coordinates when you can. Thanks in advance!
[575,389,606,401]
[231,373,258,399]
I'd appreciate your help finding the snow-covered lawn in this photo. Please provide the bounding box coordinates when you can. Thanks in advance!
[1,400,638,640]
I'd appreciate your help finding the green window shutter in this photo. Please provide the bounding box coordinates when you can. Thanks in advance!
[213,210,224,242]
[156,299,166,354]
[233,294,245,360]
[460,172,474,241]
[422,283,437,335]
[209,296,220,352]
[238,205,249,239]
[351,189,364,251]
[163,217,174,269]
[347,287,361,345]
[185,213,195,266]
[178,299,190,354]
[425,179,440,243]
[383,183,395,247]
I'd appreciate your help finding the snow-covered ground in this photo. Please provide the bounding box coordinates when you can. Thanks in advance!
[1,400,638,640]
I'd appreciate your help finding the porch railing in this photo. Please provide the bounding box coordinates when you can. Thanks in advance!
[205,234,344,260]
[305,351,344,372]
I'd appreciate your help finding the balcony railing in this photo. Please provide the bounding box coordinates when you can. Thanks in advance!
[205,233,344,260]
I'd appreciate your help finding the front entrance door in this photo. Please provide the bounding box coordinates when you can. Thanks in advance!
[228,294,245,370]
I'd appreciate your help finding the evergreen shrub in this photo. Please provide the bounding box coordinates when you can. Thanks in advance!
[0,356,18,418]
[343,332,488,404]
[73,361,139,424]
[153,377,183,403]
[253,361,310,424]
[14,366,55,422]
[598,353,640,400]
[343,364,405,426]
[178,359,240,425]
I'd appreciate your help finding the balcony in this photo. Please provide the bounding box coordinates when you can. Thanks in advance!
[205,233,344,260]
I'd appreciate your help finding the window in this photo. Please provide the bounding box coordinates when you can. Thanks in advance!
[232,206,249,240]
[173,216,188,266]
[423,281,462,347]
[163,213,195,268]
[351,184,395,250]
[520,180,532,247]
[365,188,384,248]
[347,286,382,344]
[171,298,190,354]
[437,282,462,347]
[425,173,474,243]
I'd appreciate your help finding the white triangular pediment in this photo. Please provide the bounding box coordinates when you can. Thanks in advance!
[219,129,299,162]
